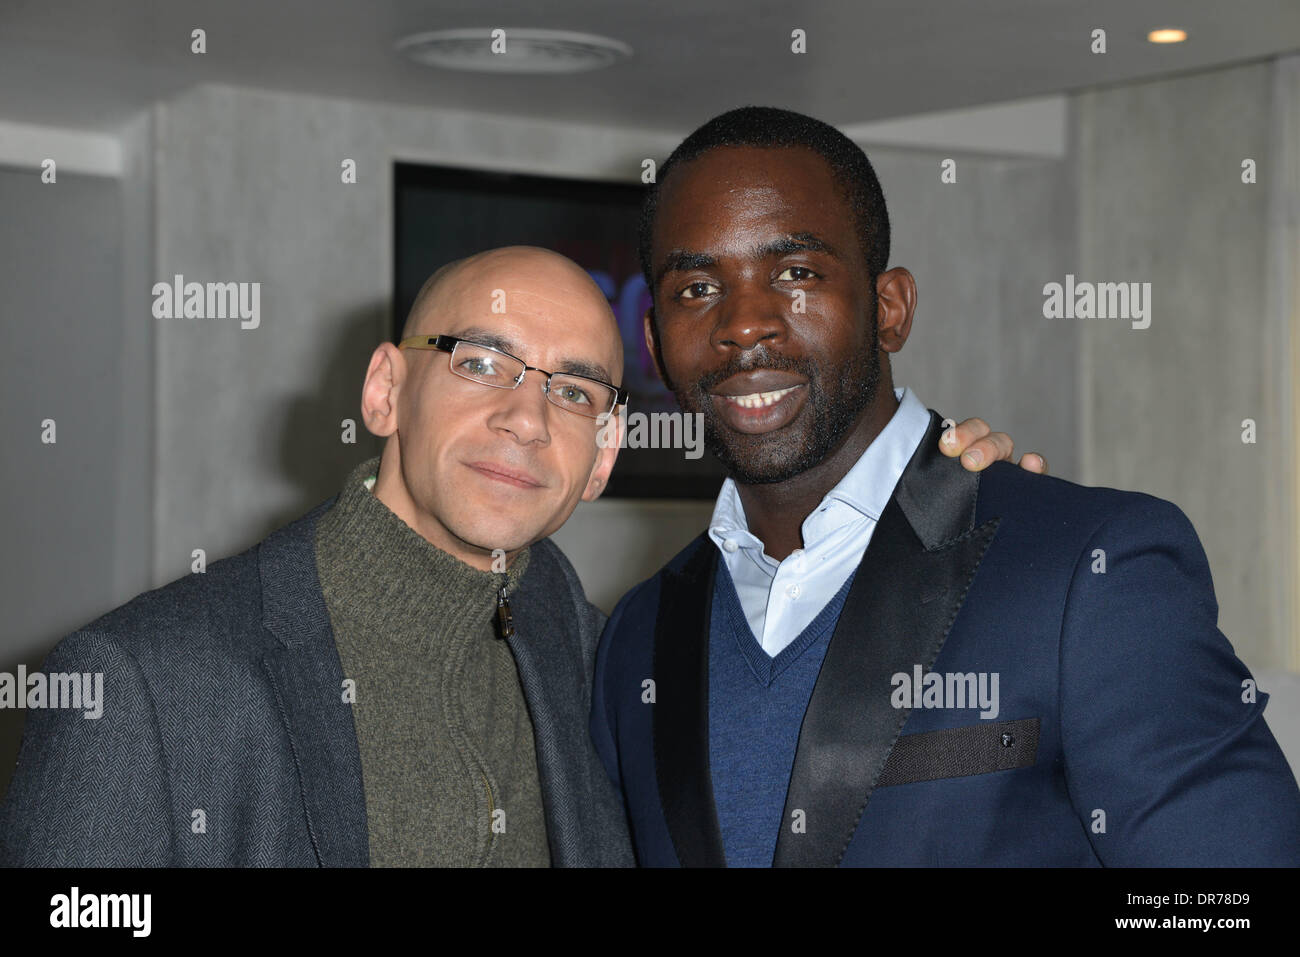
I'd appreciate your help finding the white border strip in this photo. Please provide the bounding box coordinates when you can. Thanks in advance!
[0,120,122,176]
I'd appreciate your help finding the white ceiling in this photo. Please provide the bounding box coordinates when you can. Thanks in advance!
[2,0,1298,135]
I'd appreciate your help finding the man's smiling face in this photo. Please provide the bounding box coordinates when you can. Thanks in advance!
[645,145,883,485]
[363,246,624,570]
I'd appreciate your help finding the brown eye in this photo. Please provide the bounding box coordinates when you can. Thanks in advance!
[679,281,718,300]
[776,266,817,281]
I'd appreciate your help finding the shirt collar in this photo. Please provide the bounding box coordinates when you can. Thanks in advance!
[707,387,931,554]
[815,386,931,522]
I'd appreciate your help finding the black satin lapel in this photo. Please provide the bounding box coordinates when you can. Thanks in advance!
[772,411,999,867]
[894,412,984,548]
[653,540,727,867]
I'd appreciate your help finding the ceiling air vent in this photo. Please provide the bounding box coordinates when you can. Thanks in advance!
[396,28,632,74]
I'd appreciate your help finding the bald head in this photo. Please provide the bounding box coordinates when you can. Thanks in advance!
[402,246,621,369]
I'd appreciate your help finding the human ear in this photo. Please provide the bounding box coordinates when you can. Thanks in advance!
[642,306,672,389]
[876,267,917,354]
[582,409,625,502]
[361,343,404,437]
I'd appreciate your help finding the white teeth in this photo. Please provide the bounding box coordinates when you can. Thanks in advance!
[729,386,798,409]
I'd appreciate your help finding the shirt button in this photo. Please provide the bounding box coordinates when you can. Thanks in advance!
[723,539,739,553]
[787,584,801,599]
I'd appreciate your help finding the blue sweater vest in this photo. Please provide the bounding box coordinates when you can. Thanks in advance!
[708,560,857,866]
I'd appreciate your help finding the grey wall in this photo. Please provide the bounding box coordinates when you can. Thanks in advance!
[1076,60,1295,673]
[880,149,1078,480]
[0,166,124,792]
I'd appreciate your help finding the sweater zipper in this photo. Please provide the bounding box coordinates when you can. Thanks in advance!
[485,590,506,859]
[496,584,514,639]
[486,586,509,859]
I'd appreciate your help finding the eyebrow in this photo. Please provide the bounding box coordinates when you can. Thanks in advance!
[453,325,616,385]
[758,232,839,259]
[653,231,840,288]
[654,249,717,288]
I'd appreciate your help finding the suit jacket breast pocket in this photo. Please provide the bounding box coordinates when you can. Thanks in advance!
[876,717,1040,788]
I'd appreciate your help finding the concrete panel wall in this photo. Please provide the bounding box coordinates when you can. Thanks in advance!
[1076,61,1292,673]
[0,166,124,794]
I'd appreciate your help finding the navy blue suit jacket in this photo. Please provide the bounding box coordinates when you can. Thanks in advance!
[590,411,1300,866]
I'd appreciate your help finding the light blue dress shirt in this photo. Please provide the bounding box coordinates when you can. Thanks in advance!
[706,386,932,658]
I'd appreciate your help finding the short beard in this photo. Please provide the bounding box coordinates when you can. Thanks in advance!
[670,323,881,486]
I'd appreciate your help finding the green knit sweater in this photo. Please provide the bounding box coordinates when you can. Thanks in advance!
[313,457,551,867]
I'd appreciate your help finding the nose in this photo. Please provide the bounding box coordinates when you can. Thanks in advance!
[711,280,787,354]
[484,370,552,446]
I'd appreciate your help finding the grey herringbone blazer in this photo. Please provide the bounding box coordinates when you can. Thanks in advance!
[0,501,633,867]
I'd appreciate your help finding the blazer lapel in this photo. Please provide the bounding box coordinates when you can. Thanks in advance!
[772,411,1000,867]
[653,537,728,867]
[258,503,370,867]
[502,545,597,867]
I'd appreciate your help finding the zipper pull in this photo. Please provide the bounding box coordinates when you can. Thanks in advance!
[496,584,514,639]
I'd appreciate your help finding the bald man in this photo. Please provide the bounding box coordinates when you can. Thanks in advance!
[0,246,1024,868]
[372,247,624,572]
[1,246,635,868]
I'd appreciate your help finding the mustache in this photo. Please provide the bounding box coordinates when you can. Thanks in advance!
[691,349,817,394]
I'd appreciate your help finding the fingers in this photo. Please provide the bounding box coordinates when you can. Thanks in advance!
[939,417,1048,474]
[941,418,1015,472]
[961,431,1014,471]
[1017,452,1049,475]
[939,417,990,458]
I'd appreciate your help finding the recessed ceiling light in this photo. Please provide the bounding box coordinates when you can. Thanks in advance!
[396,28,632,74]
[1147,28,1188,44]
